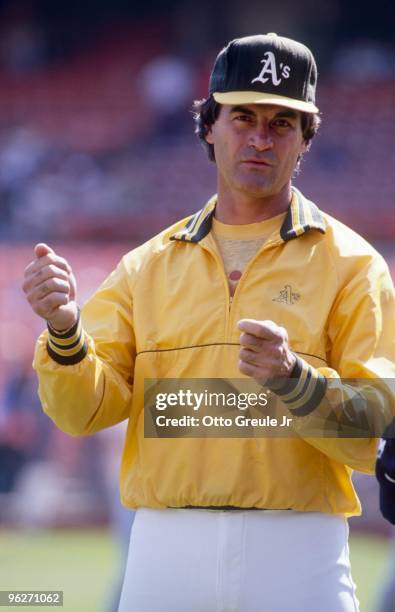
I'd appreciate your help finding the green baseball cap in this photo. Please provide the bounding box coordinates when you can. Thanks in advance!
[209,33,319,114]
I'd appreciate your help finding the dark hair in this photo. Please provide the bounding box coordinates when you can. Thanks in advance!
[192,95,321,163]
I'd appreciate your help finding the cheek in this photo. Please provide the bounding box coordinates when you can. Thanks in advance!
[280,141,304,167]
[213,137,234,168]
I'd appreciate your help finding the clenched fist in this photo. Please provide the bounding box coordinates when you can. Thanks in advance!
[237,318,296,380]
[22,243,79,331]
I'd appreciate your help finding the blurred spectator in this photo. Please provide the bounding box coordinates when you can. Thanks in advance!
[0,19,47,76]
[0,18,394,243]
[139,53,195,142]
[0,358,42,495]
[0,440,26,493]
[331,39,395,80]
[0,127,51,238]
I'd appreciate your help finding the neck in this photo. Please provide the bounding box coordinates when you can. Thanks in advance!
[214,183,292,225]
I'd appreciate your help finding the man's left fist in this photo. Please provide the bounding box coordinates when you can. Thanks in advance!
[237,319,296,380]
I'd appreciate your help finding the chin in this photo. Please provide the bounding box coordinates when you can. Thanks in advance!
[239,182,277,198]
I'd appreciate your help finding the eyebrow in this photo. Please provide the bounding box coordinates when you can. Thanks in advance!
[230,105,255,115]
[274,110,299,119]
[229,105,299,120]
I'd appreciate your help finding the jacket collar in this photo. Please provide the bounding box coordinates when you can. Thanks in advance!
[170,187,326,243]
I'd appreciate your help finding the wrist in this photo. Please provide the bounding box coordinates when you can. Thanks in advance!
[46,308,88,365]
[266,355,327,417]
[47,318,78,334]
[284,349,297,377]
[47,304,79,333]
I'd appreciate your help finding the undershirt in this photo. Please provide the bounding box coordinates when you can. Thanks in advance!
[211,213,286,298]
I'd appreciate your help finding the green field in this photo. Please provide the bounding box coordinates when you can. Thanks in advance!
[350,534,393,611]
[0,528,393,611]
[0,529,117,612]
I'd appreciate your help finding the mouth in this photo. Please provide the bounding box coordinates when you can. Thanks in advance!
[242,159,272,167]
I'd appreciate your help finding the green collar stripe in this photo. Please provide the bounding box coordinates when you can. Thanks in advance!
[170,188,325,243]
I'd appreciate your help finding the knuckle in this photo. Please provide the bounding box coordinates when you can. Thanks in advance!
[43,293,59,309]
[46,264,63,280]
[40,295,51,309]
[35,304,47,317]
[252,337,261,349]
[45,254,57,267]
[279,326,288,340]
[239,359,253,375]
[54,292,66,305]
[58,257,69,269]
[40,284,52,299]
[240,348,250,361]
[58,267,68,279]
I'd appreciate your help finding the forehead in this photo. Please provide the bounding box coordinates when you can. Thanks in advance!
[221,103,301,120]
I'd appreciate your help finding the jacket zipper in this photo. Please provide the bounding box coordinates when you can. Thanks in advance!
[198,239,232,338]
[227,237,282,339]
[199,235,283,342]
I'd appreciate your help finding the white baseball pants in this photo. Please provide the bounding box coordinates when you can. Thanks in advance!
[118,507,359,612]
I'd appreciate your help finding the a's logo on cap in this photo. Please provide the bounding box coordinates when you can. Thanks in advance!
[251,51,290,87]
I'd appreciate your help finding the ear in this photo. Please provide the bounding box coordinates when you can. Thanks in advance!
[205,125,214,145]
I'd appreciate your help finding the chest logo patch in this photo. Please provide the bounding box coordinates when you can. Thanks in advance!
[272,284,300,305]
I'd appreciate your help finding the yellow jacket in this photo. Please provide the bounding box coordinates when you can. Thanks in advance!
[34,188,395,516]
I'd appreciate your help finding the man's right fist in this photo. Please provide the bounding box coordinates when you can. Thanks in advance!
[22,243,79,331]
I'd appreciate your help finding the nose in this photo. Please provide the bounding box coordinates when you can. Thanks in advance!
[248,122,273,151]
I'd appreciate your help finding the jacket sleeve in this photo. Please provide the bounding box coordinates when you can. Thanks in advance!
[269,253,395,473]
[33,257,136,436]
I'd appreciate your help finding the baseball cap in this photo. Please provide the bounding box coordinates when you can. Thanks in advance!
[209,33,319,114]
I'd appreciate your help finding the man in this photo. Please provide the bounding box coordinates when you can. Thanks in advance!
[375,418,395,612]
[376,418,395,524]
[23,34,395,611]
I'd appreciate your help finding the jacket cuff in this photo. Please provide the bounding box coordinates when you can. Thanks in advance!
[267,355,327,416]
[46,312,88,365]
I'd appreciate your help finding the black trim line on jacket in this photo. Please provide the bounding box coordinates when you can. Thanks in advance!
[136,345,328,365]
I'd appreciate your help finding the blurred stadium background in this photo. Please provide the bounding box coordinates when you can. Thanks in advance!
[0,0,395,610]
